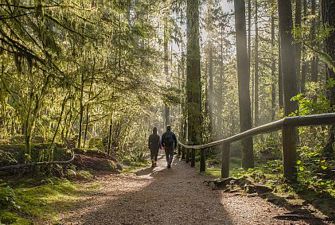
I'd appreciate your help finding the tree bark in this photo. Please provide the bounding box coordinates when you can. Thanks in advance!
[77,71,84,149]
[295,0,302,91]
[248,0,253,122]
[322,0,335,158]
[300,0,308,92]
[218,25,225,137]
[311,0,319,82]
[271,5,276,121]
[186,0,202,167]
[164,15,170,128]
[277,0,299,181]
[279,39,284,108]
[254,0,259,126]
[234,0,254,169]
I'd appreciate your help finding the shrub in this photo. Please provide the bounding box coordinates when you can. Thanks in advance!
[0,186,18,210]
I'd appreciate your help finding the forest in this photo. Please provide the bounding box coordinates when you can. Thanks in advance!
[0,0,335,224]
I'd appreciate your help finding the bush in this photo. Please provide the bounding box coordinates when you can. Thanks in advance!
[0,150,17,167]
[0,186,18,210]
[0,211,17,224]
[88,138,104,150]
[254,135,282,162]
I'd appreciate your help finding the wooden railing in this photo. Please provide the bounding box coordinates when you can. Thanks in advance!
[0,149,75,171]
[179,113,335,181]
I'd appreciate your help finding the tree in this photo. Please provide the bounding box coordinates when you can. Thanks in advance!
[295,0,302,91]
[164,15,171,128]
[322,0,335,158]
[311,0,319,82]
[186,0,202,167]
[300,0,308,92]
[270,0,277,121]
[254,0,259,126]
[234,0,254,169]
[277,0,298,180]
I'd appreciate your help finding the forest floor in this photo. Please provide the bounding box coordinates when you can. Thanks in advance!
[56,154,334,225]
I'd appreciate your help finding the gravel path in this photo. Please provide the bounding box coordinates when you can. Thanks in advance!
[59,155,332,225]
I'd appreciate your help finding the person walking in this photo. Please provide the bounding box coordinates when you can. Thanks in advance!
[148,127,160,167]
[161,125,177,168]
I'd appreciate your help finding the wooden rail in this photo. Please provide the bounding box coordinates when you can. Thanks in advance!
[179,113,335,181]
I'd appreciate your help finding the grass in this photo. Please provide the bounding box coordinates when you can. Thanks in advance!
[0,177,99,224]
[121,160,151,173]
[203,158,335,220]
[201,157,242,177]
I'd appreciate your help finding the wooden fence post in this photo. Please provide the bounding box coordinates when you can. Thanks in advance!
[181,146,186,160]
[200,148,206,172]
[282,125,297,182]
[177,144,181,158]
[191,149,195,167]
[221,142,230,178]
[185,148,190,163]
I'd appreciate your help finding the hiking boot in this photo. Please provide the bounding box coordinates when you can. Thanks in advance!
[167,164,171,169]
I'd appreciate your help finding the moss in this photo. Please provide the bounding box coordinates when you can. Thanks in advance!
[196,157,242,177]
[0,211,32,225]
[122,160,150,173]
[76,170,94,180]
[0,177,99,224]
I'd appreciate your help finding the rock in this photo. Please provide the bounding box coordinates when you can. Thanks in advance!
[205,177,253,191]
[245,184,272,194]
[73,154,121,173]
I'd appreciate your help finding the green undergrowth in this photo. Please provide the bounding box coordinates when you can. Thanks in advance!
[205,158,335,219]
[0,177,99,224]
[201,157,241,177]
[206,159,335,198]
[121,159,151,173]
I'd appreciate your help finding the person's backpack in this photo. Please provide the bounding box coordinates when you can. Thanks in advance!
[163,132,174,148]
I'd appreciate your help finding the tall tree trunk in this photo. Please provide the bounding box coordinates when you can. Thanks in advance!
[295,0,302,91]
[278,39,284,108]
[248,0,253,122]
[107,117,113,155]
[164,16,170,127]
[217,26,225,137]
[271,4,276,121]
[83,71,94,148]
[208,43,214,136]
[254,0,259,126]
[311,0,319,82]
[278,0,299,180]
[322,0,335,158]
[278,0,298,116]
[77,71,85,149]
[234,0,254,169]
[186,0,202,167]
[49,94,68,161]
[301,0,308,92]
[206,0,214,138]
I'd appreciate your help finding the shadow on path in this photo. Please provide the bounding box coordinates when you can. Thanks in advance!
[81,158,234,225]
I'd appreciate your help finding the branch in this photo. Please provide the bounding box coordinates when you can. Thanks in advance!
[0,150,75,171]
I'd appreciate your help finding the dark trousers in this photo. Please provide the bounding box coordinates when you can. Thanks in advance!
[150,148,158,161]
[165,147,174,165]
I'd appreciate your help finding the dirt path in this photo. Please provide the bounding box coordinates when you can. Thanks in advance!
[59,155,332,225]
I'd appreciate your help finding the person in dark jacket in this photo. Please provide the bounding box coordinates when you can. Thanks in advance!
[148,127,160,167]
[161,125,177,168]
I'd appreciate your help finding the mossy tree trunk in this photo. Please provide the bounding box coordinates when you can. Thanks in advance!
[277,0,298,181]
[186,0,202,167]
[322,0,335,158]
[234,0,254,169]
